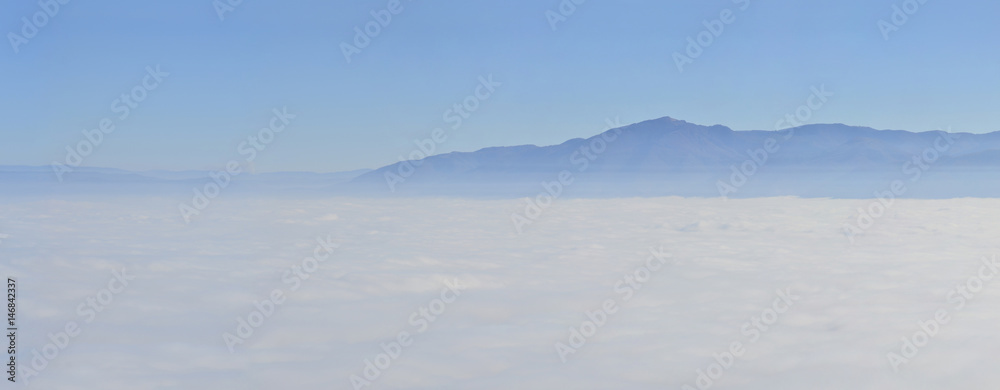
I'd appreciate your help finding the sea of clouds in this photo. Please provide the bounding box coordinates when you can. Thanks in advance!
[1,195,999,389]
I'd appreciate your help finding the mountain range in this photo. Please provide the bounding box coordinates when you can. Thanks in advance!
[3,117,998,198]
[348,117,1000,198]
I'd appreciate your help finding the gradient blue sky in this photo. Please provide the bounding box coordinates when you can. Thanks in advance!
[2,0,998,172]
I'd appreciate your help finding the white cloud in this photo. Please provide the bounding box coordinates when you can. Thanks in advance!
[3,196,999,389]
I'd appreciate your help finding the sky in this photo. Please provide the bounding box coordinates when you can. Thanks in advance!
[2,0,998,173]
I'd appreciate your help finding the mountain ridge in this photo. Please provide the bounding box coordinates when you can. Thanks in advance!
[2,116,997,199]
[349,116,999,198]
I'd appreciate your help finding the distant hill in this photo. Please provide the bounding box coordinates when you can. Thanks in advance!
[3,117,998,198]
[348,117,1000,198]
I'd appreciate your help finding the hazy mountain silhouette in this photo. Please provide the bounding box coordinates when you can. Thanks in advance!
[350,116,1000,198]
[4,117,997,198]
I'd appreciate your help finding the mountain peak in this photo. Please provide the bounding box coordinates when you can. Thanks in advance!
[647,116,689,125]
[618,116,732,135]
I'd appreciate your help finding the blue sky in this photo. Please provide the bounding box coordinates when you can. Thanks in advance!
[2,0,998,172]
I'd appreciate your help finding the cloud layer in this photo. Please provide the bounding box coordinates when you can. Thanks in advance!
[2,195,999,389]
